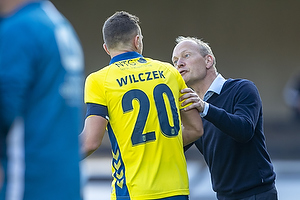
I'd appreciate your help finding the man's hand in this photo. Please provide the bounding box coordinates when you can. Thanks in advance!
[180,88,205,113]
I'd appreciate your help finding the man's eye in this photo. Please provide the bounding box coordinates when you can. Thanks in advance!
[173,60,177,65]
[185,54,190,58]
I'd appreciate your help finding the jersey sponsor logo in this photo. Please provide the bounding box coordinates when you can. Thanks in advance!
[115,58,147,68]
[116,70,165,87]
[137,58,147,63]
[115,59,137,68]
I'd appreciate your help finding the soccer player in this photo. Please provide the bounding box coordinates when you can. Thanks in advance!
[0,0,84,199]
[173,36,278,200]
[80,11,203,200]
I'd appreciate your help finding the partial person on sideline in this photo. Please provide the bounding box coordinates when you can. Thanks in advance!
[0,0,84,199]
[283,71,300,120]
[80,11,203,200]
[0,164,2,190]
[172,36,278,200]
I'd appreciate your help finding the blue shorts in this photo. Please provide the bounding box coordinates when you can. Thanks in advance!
[159,195,189,200]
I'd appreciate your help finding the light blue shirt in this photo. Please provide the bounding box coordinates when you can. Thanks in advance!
[201,74,226,117]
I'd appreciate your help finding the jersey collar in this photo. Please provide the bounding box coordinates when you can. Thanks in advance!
[109,51,143,65]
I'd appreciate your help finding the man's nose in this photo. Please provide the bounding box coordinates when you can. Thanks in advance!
[176,58,185,68]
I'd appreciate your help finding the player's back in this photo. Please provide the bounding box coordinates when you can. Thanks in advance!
[87,52,189,199]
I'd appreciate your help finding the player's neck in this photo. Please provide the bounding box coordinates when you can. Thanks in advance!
[108,45,140,58]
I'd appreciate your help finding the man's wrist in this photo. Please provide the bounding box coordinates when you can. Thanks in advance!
[200,102,209,117]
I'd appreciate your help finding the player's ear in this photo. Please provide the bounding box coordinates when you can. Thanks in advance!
[103,43,110,55]
[134,35,140,49]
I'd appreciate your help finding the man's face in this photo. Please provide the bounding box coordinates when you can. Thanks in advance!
[172,40,208,86]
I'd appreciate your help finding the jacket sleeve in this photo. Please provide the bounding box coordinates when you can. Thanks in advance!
[204,81,262,143]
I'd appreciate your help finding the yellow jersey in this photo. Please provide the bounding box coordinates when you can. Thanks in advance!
[84,52,189,200]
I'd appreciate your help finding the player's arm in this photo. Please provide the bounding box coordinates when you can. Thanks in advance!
[80,115,107,159]
[80,103,109,159]
[180,107,203,146]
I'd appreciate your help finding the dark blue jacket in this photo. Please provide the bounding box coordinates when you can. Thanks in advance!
[187,78,276,199]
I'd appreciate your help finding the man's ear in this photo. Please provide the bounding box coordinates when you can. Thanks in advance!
[205,55,214,68]
[134,35,140,49]
[103,43,110,55]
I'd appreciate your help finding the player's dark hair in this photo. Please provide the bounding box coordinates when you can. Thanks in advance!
[103,11,140,50]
